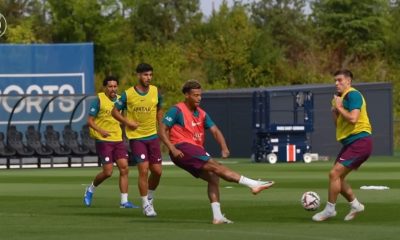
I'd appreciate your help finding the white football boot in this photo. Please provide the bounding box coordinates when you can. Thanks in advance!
[251,180,275,195]
[344,203,365,221]
[212,215,234,225]
[312,209,337,222]
[143,203,157,217]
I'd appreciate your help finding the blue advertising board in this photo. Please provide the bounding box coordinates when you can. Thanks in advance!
[0,43,94,133]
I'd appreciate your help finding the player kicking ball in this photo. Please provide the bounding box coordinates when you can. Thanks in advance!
[159,79,274,224]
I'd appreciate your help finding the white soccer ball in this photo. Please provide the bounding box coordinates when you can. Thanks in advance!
[301,191,320,211]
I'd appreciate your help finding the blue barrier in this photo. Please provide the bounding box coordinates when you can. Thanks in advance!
[0,43,94,133]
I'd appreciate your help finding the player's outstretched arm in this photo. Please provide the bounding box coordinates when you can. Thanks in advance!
[209,125,230,158]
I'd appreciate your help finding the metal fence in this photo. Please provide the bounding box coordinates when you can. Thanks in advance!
[0,95,100,169]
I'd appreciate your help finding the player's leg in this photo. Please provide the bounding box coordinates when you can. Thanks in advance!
[312,163,350,221]
[199,170,233,224]
[168,144,235,223]
[137,161,157,215]
[172,143,274,194]
[137,161,150,198]
[148,163,162,203]
[94,162,114,186]
[340,178,355,202]
[343,137,372,221]
[130,140,149,196]
[115,158,138,209]
[341,179,364,221]
[116,158,129,195]
[199,170,220,202]
[147,138,162,205]
[130,139,157,216]
[312,144,348,221]
[202,159,274,194]
[202,159,240,182]
[84,142,114,207]
[328,163,351,203]
[93,142,115,185]
[83,161,113,207]
[114,141,138,208]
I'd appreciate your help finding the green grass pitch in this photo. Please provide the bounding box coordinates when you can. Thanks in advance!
[0,156,399,240]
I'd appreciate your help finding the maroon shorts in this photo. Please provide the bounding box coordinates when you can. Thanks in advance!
[96,141,128,165]
[129,138,162,164]
[336,136,373,169]
[169,143,211,178]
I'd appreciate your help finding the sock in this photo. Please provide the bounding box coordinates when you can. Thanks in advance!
[238,176,259,188]
[121,193,128,204]
[148,190,155,200]
[88,183,96,193]
[141,196,149,206]
[325,202,336,212]
[350,198,361,208]
[211,202,224,220]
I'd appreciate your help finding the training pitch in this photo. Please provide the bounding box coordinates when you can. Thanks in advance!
[0,156,399,240]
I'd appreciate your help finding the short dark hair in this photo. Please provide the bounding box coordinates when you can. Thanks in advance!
[136,63,153,73]
[103,76,118,86]
[182,79,201,94]
[334,69,353,80]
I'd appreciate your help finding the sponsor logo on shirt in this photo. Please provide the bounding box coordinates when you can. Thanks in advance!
[133,106,151,113]
[191,121,201,127]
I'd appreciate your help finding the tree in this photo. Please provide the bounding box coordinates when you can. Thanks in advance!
[48,0,134,78]
[250,0,311,62]
[0,0,51,43]
[249,0,313,85]
[311,0,390,67]
[386,0,400,63]
[127,0,201,44]
[48,0,103,42]
[6,18,38,43]
[196,2,257,87]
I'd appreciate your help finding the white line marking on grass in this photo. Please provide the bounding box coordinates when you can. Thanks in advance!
[162,161,174,166]
[216,161,238,164]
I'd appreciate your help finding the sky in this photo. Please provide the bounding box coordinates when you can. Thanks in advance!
[199,0,229,17]
[199,0,254,17]
[199,0,311,17]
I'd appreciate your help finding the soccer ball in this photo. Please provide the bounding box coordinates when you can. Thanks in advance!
[301,191,320,211]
